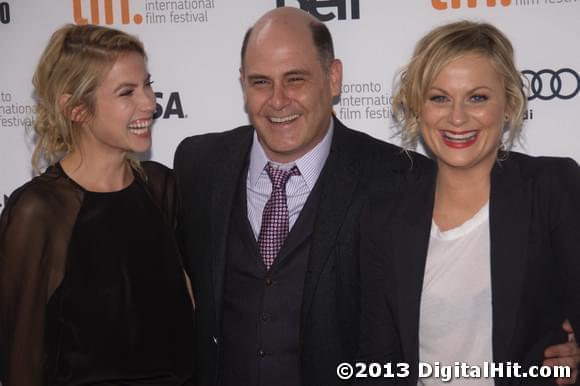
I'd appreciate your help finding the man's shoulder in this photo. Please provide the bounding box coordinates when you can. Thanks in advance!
[176,126,251,152]
[174,125,252,168]
[335,122,397,151]
[335,121,432,171]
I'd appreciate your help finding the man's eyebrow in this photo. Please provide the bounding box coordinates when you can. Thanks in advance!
[246,73,268,81]
[284,69,310,77]
[246,69,311,80]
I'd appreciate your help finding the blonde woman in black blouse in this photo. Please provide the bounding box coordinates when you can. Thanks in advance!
[0,24,194,386]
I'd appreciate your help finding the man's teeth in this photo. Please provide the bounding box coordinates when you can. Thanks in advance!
[443,131,477,141]
[270,114,299,123]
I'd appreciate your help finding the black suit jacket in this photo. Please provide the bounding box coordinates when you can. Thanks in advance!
[173,117,432,386]
[358,152,580,385]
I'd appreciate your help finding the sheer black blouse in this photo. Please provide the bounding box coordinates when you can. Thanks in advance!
[0,161,194,385]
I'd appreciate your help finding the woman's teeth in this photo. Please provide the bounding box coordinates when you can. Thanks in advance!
[443,130,477,142]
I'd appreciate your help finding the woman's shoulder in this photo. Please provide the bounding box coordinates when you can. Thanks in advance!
[141,160,172,174]
[2,164,77,222]
[140,160,174,184]
[502,151,579,181]
[138,161,177,221]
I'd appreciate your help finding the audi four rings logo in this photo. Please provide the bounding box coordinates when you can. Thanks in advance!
[522,68,579,101]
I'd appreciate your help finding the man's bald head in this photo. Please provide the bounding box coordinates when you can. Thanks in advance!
[240,7,335,73]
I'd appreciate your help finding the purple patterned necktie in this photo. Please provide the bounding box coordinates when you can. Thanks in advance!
[257,162,301,270]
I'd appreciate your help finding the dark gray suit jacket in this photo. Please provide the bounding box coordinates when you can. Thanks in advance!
[358,152,580,385]
[173,117,432,386]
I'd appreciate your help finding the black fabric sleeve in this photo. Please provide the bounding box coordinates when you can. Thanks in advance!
[0,188,52,386]
[550,159,580,340]
[0,166,81,386]
[355,200,403,385]
[141,161,179,230]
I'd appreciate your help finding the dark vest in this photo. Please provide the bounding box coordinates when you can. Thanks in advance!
[219,174,321,386]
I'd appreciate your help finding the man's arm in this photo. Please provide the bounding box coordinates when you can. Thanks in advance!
[543,320,579,385]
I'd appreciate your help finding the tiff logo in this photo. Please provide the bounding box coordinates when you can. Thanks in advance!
[73,0,143,25]
[276,0,360,21]
[432,0,511,9]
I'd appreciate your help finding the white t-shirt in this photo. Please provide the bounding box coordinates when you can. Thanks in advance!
[418,202,493,385]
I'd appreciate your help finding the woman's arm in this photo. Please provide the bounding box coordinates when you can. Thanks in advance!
[0,190,51,386]
[545,159,580,385]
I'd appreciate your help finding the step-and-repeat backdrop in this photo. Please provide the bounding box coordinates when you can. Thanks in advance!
[1,1,579,211]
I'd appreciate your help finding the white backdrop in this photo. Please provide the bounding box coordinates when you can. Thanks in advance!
[1,0,579,210]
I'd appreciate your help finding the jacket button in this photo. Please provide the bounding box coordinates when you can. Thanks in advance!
[265,278,273,287]
[261,313,271,322]
[258,348,265,357]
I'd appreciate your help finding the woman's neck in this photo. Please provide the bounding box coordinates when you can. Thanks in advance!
[60,149,134,192]
[433,163,492,231]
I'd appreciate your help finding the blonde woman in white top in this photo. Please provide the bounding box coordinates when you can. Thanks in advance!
[357,20,579,385]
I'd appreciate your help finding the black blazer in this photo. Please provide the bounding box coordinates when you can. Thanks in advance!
[173,117,432,386]
[358,152,580,385]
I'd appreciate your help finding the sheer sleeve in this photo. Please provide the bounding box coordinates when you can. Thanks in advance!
[0,188,52,386]
[141,161,178,230]
[140,161,193,303]
[0,166,81,386]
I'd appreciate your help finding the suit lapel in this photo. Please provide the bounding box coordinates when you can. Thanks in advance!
[391,173,435,367]
[300,121,359,330]
[210,129,253,325]
[489,158,529,362]
[273,180,322,269]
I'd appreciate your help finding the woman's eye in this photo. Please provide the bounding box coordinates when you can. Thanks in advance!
[471,94,488,102]
[429,95,447,103]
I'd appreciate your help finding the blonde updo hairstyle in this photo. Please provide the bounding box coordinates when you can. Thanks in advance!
[392,20,527,150]
[32,24,146,172]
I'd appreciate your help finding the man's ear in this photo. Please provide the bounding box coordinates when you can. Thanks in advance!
[239,67,248,103]
[329,59,343,98]
[59,94,89,123]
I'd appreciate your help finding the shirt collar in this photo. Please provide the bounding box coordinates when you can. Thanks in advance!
[248,118,334,190]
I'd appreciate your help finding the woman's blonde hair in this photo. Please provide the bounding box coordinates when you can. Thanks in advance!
[32,24,146,172]
[392,20,527,150]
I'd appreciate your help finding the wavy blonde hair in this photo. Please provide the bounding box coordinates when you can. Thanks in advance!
[32,24,146,173]
[392,20,527,151]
